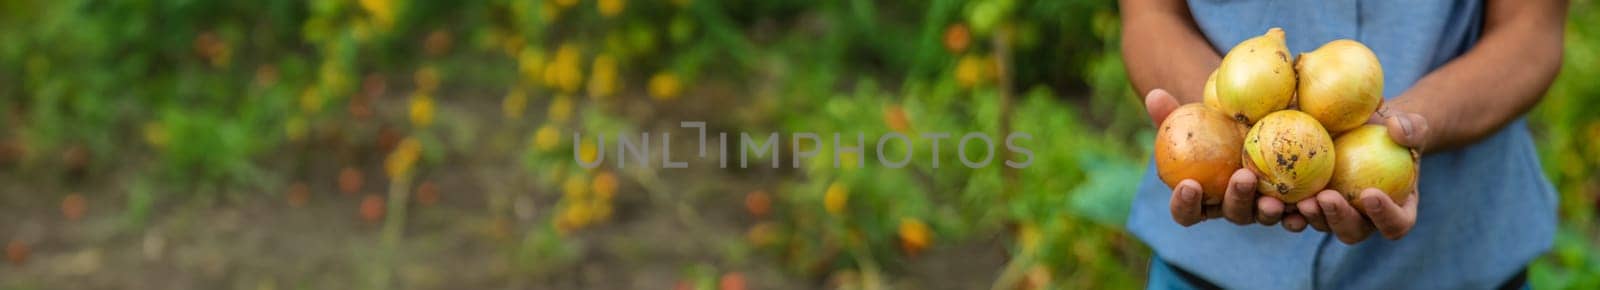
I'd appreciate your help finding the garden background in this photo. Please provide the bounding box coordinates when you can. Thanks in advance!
[1,0,1598,289]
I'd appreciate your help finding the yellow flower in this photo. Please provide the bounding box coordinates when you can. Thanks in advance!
[898,218,932,255]
[598,0,625,17]
[556,202,591,233]
[359,0,397,30]
[577,138,600,164]
[824,182,848,215]
[409,94,435,128]
[955,54,991,88]
[518,48,545,86]
[587,54,619,99]
[1016,222,1041,252]
[299,87,323,113]
[385,137,423,179]
[563,174,589,200]
[592,171,618,200]
[415,65,441,93]
[544,44,584,94]
[547,95,574,123]
[648,72,681,101]
[534,124,561,152]
[503,87,528,120]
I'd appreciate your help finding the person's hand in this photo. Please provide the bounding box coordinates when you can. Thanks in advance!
[1145,89,1301,228]
[1297,105,1428,244]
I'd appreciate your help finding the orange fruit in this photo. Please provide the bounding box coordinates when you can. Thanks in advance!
[744,190,772,218]
[898,218,932,256]
[61,193,86,221]
[338,167,363,195]
[360,194,385,223]
[883,105,911,133]
[5,239,26,266]
[592,171,619,200]
[719,272,747,290]
[943,24,971,53]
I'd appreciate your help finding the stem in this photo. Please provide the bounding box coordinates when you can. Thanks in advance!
[993,25,1018,198]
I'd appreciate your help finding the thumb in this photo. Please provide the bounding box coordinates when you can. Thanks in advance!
[1383,112,1429,151]
[1145,88,1181,126]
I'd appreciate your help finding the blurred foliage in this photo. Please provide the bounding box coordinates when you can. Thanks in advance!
[0,0,1594,288]
[1530,1,1600,288]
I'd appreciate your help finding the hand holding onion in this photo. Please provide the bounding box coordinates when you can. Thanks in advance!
[1151,28,1428,242]
[1147,89,1294,227]
[1296,108,1428,244]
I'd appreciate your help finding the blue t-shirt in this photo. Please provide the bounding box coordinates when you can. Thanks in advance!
[1127,1,1559,289]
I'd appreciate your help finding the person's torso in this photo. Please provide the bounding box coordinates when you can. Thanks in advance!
[1126,1,1558,289]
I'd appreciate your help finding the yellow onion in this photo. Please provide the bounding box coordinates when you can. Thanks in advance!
[1155,104,1247,205]
[1202,69,1221,110]
[1296,40,1384,133]
[1329,125,1417,213]
[1215,28,1296,124]
[1244,110,1335,203]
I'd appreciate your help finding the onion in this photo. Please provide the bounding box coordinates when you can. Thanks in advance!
[1296,40,1384,133]
[1215,28,1297,124]
[1329,125,1417,213]
[1155,104,1247,205]
[1203,69,1221,110]
[1244,110,1335,203]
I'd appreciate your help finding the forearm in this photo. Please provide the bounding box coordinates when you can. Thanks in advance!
[1120,0,1221,103]
[1386,0,1565,153]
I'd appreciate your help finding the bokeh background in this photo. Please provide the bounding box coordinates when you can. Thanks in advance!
[0,0,1597,289]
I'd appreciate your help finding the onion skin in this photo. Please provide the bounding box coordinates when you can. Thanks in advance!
[1215,28,1296,124]
[1244,110,1336,203]
[1330,125,1417,213]
[1296,40,1384,133]
[1155,104,1247,205]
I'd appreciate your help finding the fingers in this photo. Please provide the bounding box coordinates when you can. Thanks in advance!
[1256,196,1284,226]
[1360,189,1418,240]
[1169,180,1206,227]
[1297,197,1329,232]
[1317,191,1373,244]
[1222,170,1259,225]
[1384,112,1430,151]
[1281,213,1308,232]
[1144,89,1181,125]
